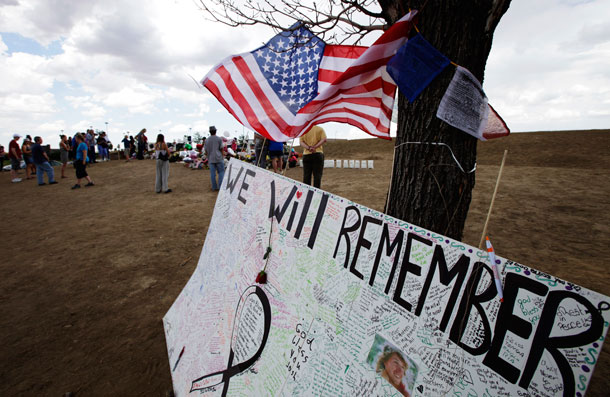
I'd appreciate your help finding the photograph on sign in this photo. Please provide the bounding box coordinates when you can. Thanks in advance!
[367,334,418,396]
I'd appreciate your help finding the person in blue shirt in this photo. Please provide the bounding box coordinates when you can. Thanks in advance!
[268,139,284,173]
[72,133,95,189]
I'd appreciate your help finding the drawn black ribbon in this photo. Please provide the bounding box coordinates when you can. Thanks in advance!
[190,285,271,396]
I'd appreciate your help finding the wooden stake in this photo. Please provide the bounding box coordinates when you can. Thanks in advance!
[479,149,508,249]
[178,256,192,267]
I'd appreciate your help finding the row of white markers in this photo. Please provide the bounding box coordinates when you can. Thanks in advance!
[298,159,375,169]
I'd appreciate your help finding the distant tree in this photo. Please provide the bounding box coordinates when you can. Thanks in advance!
[193,132,204,144]
[199,0,511,241]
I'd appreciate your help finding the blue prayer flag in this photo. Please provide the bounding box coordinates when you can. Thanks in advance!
[387,34,450,102]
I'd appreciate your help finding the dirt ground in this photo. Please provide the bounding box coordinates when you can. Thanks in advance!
[1,129,609,396]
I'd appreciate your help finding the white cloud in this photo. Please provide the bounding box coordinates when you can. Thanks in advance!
[0,93,56,118]
[0,52,53,94]
[485,0,610,131]
[182,103,211,118]
[103,84,163,113]
[165,86,210,105]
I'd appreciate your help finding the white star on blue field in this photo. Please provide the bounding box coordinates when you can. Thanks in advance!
[252,24,325,115]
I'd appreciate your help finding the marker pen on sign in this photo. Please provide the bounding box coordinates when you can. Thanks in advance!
[486,236,504,302]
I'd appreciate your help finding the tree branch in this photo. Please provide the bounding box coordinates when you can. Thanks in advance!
[197,0,386,44]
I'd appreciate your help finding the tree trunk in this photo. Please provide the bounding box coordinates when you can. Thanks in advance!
[381,0,511,241]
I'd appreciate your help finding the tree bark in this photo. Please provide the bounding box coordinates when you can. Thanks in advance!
[383,0,511,241]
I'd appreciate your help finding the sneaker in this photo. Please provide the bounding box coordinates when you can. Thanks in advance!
[12,178,22,183]
[71,184,81,189]
[49,181,58,185]
[38,183,46,186]
[164,189,172,193]
[85,182,95,187]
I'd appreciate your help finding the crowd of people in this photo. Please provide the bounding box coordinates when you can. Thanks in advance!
[2,124,327,192]
[2,130,114,186]
[153,124,326,192]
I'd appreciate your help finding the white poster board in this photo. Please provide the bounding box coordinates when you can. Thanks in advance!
[164,159,610,397]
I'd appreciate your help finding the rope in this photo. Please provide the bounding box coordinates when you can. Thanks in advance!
[385,140,476,213]
[394,141,477,174]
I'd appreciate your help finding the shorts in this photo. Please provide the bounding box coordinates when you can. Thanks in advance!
[74,160,88,179]
[269,150,283,159]
[60,151,69,163]
[24,155,33,165]
[11,157,21,170]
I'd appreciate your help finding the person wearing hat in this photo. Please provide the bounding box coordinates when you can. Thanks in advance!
[8,133,23,183]
[203,126,225,191]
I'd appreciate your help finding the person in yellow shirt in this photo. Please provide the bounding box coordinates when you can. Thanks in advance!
[299,125,327,188]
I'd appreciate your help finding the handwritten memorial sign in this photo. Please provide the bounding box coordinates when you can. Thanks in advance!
[164,159,609,396]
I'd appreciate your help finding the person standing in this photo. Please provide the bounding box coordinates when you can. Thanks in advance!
[268,140,284,173]
[59,134,70,178]
[97,132,109,161]
[0,145,6,170]
[136,129,147,160]
[72,133,95,189]
[204,126,224,191]
[31,136,58,186]
[154,134,172,194]
[300,125,327,188]
[8,133,23,183]
[21,136,35,180]
[70,134,77,160]
[86,129,97,164]
[129,136,136,158]
[122,135,131,161]
[254,132,269,169]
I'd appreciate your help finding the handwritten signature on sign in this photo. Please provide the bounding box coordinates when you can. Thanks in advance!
[287,323,315,381]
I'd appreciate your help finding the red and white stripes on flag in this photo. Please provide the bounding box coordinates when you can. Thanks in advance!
[202,11,417,142]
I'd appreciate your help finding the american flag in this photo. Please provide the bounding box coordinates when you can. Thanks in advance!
[202,11,417,142]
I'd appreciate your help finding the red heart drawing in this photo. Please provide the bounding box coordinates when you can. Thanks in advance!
[296,191,303,199]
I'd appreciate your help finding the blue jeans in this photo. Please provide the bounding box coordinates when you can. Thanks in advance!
[209,161,225,190]
[98,145,108,160]
[36,162,55,184]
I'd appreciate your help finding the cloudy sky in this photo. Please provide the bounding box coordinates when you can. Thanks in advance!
[0,0,608,148]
